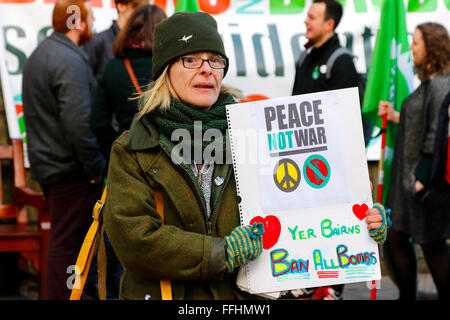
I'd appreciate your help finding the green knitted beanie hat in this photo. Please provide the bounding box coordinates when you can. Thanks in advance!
[152,11,228,79]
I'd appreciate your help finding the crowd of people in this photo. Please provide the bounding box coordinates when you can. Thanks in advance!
[17,0,449,300]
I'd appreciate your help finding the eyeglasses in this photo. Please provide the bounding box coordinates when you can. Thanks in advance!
[180,56,227,69]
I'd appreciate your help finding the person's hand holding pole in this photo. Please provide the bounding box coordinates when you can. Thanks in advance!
[378,101,400,124]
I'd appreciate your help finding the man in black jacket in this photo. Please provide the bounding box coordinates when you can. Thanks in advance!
[292,0,358,95]
[22,0,106,299]
[290,0,357,300]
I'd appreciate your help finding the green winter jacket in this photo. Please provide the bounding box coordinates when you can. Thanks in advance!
[103,114,256,300]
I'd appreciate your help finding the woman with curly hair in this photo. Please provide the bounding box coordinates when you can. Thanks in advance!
[378,22,450,300]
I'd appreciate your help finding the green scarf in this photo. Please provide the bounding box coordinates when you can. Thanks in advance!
[151,94,236,163]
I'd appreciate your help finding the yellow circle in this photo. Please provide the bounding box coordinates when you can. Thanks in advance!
[276,162,298,188]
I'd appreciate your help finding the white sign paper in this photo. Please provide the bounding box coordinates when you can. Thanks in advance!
[226,87,380,294]
[249,91,351,212]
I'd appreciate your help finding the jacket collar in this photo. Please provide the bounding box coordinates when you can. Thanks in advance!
[125,115,160,151]
[50,32,90,63]
[307,33,340,53]
[123,48,152,59]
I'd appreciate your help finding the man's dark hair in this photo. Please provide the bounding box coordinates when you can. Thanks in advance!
[313,0,343,30]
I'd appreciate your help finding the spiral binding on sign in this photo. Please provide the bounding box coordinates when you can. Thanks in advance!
[226,104,256,293]
[225,106,244,228]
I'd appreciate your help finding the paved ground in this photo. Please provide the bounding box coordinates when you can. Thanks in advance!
[0,248,440,300]
[343,273,437,300]
[0,272,437,300]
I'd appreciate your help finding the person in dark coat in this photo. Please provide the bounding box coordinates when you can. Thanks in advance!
[22,0,106,299]
[90,4,166,162]
[429,89,450,188]
[291,0,358,95]
[378,22,450,300]
[83,0,149,77]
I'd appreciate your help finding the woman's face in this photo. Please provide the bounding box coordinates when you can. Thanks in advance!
[410,28,427,66]
[169,51,225,109]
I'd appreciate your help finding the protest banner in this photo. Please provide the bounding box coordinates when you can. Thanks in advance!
[227,87,379,294]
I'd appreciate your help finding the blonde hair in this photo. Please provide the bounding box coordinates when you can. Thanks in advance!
[137,65,243,118]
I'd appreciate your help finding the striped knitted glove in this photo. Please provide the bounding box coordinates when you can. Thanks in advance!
[224,223,264,273]
[368,203,392,244]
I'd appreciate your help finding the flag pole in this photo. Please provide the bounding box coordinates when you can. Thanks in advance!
[377,115,387,203]
[371,114,387,300]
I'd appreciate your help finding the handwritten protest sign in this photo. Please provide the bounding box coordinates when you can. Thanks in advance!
[226,87,380,294]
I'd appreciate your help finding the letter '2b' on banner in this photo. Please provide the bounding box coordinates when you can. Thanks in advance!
[226,88,380,296]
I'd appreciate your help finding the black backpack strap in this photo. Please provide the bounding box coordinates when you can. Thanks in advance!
[325,47,355,79]
[296,46,314,69]
[296,50,308,68]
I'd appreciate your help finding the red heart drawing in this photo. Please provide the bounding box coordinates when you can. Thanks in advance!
[352,204,369,221]
[250,215,281,250]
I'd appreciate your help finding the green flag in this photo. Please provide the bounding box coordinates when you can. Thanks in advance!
[362,0,415,203]
[175,0,200,12]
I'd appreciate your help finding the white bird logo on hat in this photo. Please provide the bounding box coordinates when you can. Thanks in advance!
[178,35,193,43]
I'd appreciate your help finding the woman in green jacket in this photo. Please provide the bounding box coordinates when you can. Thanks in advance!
[103,11,389,300]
